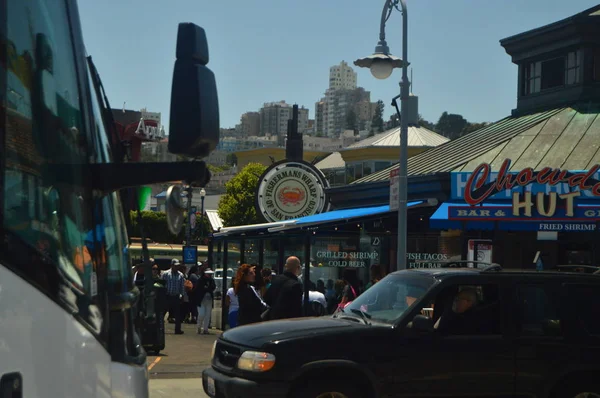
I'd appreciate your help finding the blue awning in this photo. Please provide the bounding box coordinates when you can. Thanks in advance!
[430,202,600,232]
[269,201,425,232]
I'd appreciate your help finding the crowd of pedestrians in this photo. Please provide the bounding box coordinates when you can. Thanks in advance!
[133,257,386,333]
[222,258,386,328]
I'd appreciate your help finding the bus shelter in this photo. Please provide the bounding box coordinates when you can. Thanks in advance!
[208,201,438,330]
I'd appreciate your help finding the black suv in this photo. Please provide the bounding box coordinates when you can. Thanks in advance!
[202,264,600,397]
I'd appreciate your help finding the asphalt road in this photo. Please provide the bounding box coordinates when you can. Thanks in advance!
[148,322,221,397]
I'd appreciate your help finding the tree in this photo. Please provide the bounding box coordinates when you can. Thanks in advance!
[388,113,400,129]
[371,100,385,133]
[207,164,230,174]
[418,114,436,131]
[461,122,489,136]
[435,112,468,140]
[218,163,267,227]
[225,153,238,167]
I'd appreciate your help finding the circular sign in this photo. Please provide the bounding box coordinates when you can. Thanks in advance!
[257,161,330,222]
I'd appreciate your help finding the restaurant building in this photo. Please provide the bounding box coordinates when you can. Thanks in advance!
[208,5,600,319]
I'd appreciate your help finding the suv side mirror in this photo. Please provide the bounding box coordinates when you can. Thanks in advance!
[408,314,434,332]
[169,23,219,158]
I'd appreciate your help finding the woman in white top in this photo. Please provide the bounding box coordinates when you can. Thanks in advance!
[225,287,239,328]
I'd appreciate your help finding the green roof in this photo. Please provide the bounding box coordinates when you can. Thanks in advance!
[352,107,568,184]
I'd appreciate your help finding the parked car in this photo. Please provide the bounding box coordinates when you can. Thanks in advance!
[202,262,600,397]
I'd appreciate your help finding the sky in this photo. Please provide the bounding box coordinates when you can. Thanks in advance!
[77,0,599,132]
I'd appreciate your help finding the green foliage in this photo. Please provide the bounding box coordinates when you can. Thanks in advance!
[372,100,385,133]
[207,164,231,173]
[218,163,267,227]
[418,112,488,140]
[128,210,212,244]
[225,153,238,166]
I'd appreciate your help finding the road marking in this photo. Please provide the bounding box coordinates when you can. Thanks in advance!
[148,357,162,371]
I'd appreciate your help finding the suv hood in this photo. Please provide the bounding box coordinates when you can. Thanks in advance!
[222,317,360,347]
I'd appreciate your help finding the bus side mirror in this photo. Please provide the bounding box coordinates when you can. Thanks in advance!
[168,23,219,158]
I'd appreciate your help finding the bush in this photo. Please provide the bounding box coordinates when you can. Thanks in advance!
[128,210,211,244]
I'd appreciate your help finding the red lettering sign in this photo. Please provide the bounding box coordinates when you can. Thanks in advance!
[464,159,600,205]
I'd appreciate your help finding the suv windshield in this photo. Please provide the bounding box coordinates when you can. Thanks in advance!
[343,272,436,324]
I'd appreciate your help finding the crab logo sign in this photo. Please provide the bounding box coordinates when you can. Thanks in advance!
[257,161,330,222]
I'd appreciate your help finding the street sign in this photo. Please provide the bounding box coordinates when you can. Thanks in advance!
[190,213,196,229]
[183,245,198,265]
[389,168,399,211]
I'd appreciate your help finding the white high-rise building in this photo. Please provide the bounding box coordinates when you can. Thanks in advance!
[317,61,364,137]
[328,61,357,91]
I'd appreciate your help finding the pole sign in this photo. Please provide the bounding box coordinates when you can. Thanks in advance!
[449,159,600,231]
[183,245,198,265]
[256,160,330,222]
[390,168,399,211]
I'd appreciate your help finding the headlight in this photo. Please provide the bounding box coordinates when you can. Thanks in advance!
[236,351,276,372]
[210,341,217,360]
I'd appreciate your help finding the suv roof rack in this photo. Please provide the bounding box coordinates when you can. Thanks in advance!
[554,265,600,274]
[412,260,503,271]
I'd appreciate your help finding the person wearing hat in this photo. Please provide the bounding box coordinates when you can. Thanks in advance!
[194,265,216,334]
[161,258,186,334]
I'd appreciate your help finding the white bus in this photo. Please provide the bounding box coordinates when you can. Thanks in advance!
[0,1,219,396]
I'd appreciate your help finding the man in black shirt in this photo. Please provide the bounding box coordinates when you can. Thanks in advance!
[264,256,303,320]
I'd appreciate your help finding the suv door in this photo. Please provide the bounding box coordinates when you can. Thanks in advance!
[511,280,570,397]
[396,277,515,397]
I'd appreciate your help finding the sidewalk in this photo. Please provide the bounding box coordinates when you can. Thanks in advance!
[147,322,221,380]
[150,378,208,398]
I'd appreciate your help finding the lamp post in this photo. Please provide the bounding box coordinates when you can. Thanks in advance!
[354,0,409,271]
[200,188,206,241]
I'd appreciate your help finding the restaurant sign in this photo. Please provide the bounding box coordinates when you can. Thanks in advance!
[256,161,330,223]
[315,250,379,268]
[449,159,600,224]
[452,159,600,201]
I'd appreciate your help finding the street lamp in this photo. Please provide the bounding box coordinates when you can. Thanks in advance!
[354,0,409,271]
[200,188,206,241]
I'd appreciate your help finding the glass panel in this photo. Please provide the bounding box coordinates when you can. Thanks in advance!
[4,0,96,298]
[244,239,260,266]
[567,69,576,85]
[344,273,436,324]
[541,58,565,90]
[533,77,541,93]
[363,161,372,176]
[374,161,390,172]
[227,240,241,271]
[568,285,600,336]
[516,285,560,336]
[567,52,576,68]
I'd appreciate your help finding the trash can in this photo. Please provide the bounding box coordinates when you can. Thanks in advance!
[136,279,166,355]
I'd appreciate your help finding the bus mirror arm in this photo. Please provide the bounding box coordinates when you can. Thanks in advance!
[47,161,211,193]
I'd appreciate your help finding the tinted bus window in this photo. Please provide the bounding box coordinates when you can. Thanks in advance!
[2,0,103,334]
